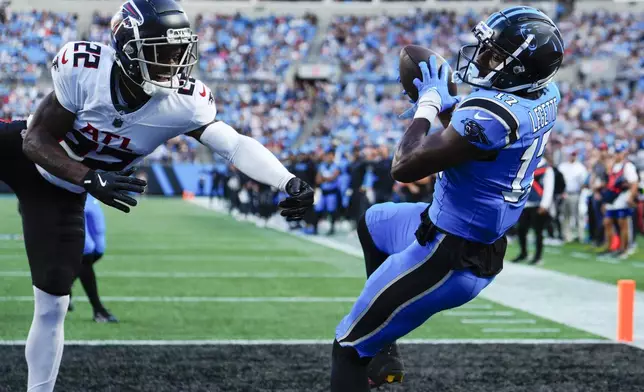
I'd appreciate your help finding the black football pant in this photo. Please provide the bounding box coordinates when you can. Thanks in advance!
[517,207,549,261]
[0,120,86,296]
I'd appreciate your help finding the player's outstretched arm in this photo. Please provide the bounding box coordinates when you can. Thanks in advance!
[23,92,90,185]
[187,122,314,220]
[391,120,490,183]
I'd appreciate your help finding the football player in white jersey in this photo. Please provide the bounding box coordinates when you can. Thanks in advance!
[0,1,314,391]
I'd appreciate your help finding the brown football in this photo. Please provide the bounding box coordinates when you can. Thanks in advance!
[399,45,458,128]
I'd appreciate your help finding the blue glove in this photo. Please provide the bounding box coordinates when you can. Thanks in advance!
[399,89,417,119]
[412,55,460,114]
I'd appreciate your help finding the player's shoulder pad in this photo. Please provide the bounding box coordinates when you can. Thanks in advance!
[177,77,217,129]
[451,90,522,150]
[51,41,112,113]
[51,41,112,76]
[455,89,520,135]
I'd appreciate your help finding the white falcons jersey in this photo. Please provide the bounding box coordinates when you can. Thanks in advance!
[43,41,216,192]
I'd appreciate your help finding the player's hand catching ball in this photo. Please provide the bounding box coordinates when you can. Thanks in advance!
[413,55,460,114]
[279,177,314,221]
[82,167,147,213]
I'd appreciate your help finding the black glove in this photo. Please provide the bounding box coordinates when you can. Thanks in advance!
[82,168,147,213]
[278,177,314,222]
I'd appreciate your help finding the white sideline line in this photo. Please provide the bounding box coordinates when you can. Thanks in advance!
[0,296,500,308]
[0,254,342,264]
[483,328,561,333]
[596,257,620,265]
[0,339,614,346]
[0,271,363,279]
[445,310,515,317]
[0,296,358,303]
[460,319,537,325]
[457,304,492,309]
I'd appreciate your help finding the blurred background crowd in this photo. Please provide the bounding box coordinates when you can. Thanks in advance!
[1,3,643,252]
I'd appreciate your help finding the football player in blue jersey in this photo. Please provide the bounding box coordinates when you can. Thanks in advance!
[330,7,564,391]
[315,149,341,235]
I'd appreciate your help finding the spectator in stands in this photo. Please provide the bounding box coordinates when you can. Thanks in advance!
[601,142,639,258]
[558,148,589,242]
[195,13,317,81]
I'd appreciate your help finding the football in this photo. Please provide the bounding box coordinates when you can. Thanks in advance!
[398,45,458,103]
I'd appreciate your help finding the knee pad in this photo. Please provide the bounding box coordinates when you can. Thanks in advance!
[32,286,68,322]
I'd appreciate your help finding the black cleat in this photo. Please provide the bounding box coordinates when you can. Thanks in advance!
[368,343,404,388]
[94,309,119,323]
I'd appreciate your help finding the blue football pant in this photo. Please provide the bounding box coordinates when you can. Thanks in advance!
[336,202,495,357]
[315,190,339,213]
[83,196,106,256]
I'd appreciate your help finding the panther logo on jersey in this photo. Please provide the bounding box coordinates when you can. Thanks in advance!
[462,119,490,145]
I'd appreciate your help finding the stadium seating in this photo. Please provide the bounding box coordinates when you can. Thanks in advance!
[559,10,643,64]
[1,8,642,167]
[195,13,318,81]
[320,11,482,82]
[0,10,78,85]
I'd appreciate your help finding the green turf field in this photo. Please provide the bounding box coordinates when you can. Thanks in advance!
[0,197,596,340]
[506,239,644,289]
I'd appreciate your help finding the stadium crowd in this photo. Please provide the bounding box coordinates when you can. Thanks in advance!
[320,10,479,82]
[0,9,78,85]
[1,7,643,256]
[195,13,318,81]
[145,82,319,163]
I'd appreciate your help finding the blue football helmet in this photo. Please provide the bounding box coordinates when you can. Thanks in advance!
[110,0,198,96]
[455,6,564,93]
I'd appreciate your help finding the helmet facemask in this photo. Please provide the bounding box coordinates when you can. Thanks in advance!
[455,21,542,93]
[112,8,198,97]
[122,27,198,95]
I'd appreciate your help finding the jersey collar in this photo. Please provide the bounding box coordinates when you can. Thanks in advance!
[110,62,151,115]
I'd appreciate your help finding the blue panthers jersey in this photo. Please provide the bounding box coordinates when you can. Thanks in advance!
[429,83,560,244]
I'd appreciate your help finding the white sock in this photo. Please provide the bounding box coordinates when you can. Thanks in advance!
[25,286,69,392]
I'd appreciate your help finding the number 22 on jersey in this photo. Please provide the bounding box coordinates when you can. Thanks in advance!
[503,130,551,203]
